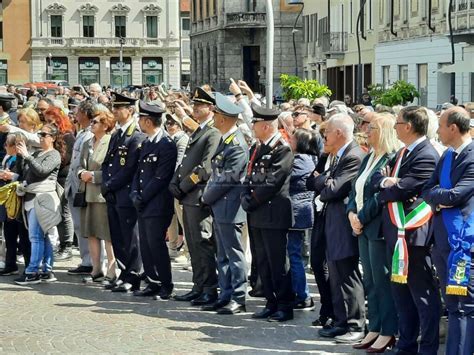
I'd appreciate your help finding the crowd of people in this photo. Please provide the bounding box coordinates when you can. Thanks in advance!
[0,79,473,355]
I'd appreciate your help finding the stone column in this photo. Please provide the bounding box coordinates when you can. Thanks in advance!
[132,56,142,86]
[68,56,79,85]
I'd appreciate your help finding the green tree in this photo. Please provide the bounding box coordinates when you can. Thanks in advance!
[368,80,420,106]
[280,74,332,101]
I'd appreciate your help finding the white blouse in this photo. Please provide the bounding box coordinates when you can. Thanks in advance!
[355,152,383,212]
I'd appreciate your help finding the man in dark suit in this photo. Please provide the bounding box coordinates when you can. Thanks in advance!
[201,92,249,314]
[241,103,294,322]
[170,87,221,305]
[130,101,177,300]
[307,114,366,342]
[101,92,146,292]
[374,106,441,354]
[423,107,474,355]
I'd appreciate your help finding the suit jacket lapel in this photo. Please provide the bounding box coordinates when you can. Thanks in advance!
[333,141,357,175]
[212,140,226,158]
[401,138,428,168]
[189,125,207,145]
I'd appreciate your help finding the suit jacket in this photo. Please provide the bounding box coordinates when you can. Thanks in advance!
[130,130,177,218]
[170,121,221,206]
[346,152,393,240]
[373,138,440,248]
[65,127,93,197]
[242,135,294,230]
[102,120,146,207]
[307,141,366,261]
[202,128,249,224]
[423,141,474,252]
[78,135,111,204]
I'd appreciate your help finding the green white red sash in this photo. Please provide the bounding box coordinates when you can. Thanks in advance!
[388,147,433,283]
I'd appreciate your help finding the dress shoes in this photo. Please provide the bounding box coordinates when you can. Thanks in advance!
[334,331,365,344]
[104,279,123,290]
[267,310,294,322]
[312,316,334,329]
[248,288,265,298]
[216,300,246,315]
[318,326,349,338]
[252,308,276,319]
[366,336,396,353]
[174,290,202,302]
[190,293,218,306]
[133,285,160,297]
[352,337,377,350]
[154,286,175,300]
[201,299,229,311]
[111,281,140,293]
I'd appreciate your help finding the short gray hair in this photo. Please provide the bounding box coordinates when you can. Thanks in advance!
[89,83,102,93]
[328,113,354,140]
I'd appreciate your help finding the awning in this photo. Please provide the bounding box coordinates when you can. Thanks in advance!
[438,60,474,73]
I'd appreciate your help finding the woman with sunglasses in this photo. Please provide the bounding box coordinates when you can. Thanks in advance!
[77,111,116,283]
[13,124,64,285]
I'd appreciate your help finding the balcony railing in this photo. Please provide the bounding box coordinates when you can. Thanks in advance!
[31,37,165,49]
[225,12,266,28]
[321,32,348,57]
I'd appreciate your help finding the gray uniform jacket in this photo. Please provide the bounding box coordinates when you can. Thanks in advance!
[65,127,93,197]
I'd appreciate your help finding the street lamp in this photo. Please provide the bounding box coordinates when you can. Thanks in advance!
[289,0,304,77]
[118,36,126,90]
[265,0,274,108]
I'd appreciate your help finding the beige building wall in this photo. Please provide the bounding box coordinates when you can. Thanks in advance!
[0,0,32,84]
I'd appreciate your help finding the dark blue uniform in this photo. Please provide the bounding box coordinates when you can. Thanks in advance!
[131,129,177,292]
[102,120,146,288]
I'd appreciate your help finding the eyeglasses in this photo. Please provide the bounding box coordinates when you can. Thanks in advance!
[91,119,100,125]
[292,112,307,118]
[368,124,379,131]
[165,121,176,126]
[37,132,52,138]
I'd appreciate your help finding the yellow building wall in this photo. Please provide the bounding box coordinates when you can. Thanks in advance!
[1,0,31,84]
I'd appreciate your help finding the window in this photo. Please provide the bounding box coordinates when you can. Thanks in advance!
[246,0,257,12]
[182,17,190,31]
[146,16,158,38]
[51,15,62,37]
[79,57,100,86]
[399,65,408,81]
[458,0,468,11]
[213,0,217,15]
[0,60,7,84]
[115,16,126,38]
[83,15,94,37]
[417,64,428,106]
[110,57,131,88]
[382,66,390,88]
[47,57,68,82]
[142,57,163,85]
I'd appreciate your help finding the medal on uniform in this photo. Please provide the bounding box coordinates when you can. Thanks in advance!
[120,157,126,166]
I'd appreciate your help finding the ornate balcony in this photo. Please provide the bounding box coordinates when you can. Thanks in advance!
[31,37,167,49]
[225,12,266,29]
[321,32,348,59]
[449,2,474,43]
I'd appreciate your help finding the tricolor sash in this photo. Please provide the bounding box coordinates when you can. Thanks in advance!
[440,148,474,296]
[388,148,433,283]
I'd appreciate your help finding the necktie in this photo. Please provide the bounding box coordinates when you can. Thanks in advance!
[247,145,260,176]
[329,155,339,176]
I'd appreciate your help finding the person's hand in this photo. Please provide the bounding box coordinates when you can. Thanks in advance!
[383,177,399,188]
[238,80,255,99]
[80,171,93,183]
[174,105,187,119]
[0,124,9,133]
[229,78,242,96]
[313,170,320,177]
[175,100,193,116]
[15,141,28,157]
[0,170,14,181]
[438,204,453,209]
[349,212,363,232]
[407,195,418,203]
[381,165,392,177]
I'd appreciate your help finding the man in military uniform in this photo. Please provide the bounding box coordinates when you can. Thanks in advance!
[170,87,221,305]
[101,92,146,292]
[241,103,295,322]
[201,92,249,314]
[131,101,177,300]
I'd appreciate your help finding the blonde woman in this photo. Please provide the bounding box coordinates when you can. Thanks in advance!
[346,113,402,352]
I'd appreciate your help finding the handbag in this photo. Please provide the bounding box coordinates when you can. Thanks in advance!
[73,183,87,208]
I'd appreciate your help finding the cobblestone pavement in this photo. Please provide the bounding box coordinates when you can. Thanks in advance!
[0,254,357,354]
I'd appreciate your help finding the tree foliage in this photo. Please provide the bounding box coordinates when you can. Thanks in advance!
[368,80,420,106]
[280,74,332,101]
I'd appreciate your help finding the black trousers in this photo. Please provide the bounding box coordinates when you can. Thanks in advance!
[328,255,365,330]
[57,193,74,248]
[182,205,217,294]
[3,219,30,270]
[310,216,334,320]
[250,227,294,312]
[138,215,173,288]
[389,245,441,355]
[107,204,141,284]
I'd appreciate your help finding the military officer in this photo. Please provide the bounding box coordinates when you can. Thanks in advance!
[101,92,146,292]
[131,101,178,300]
[170,87,221,305]
[241,103,295,322]
[201,92,249,314]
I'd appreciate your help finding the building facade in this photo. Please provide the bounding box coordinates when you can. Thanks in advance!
[302,0,379,102]
[30,0,181,88]
[180,0,191,88]
[375,0,474,107]
[0,0,32,84]
[189,0,303,94]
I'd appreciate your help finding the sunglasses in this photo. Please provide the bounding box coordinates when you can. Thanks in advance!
[165,121,176,126]
[292,112,307,118]
[37,132,52,138]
